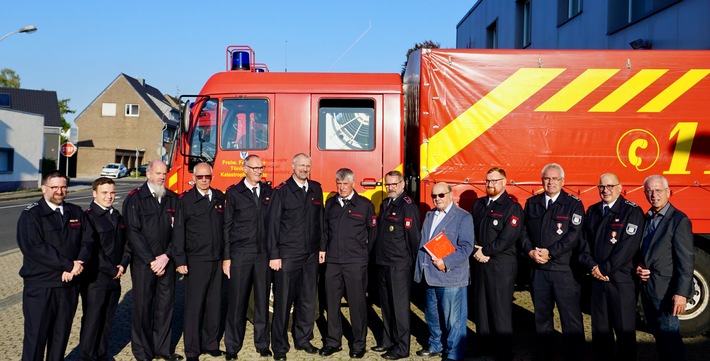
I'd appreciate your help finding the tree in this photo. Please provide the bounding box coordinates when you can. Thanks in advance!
[58,98,75,142]
[0,68,21,88]
[401,40,441,79]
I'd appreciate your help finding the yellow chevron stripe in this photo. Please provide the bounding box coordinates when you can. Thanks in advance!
[589,69,667,112]
[168,172,178,189]
[638,69,710,112]
[535,69,619,112]
[422,68,564,175]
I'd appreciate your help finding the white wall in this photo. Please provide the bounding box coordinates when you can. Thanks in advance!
[0,109,44,191]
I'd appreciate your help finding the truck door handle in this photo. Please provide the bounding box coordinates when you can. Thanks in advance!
[360,178,381,188]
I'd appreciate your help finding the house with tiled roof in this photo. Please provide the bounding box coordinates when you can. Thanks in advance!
[75,73,178,177]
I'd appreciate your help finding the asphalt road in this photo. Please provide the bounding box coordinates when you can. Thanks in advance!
[0,177,144,253]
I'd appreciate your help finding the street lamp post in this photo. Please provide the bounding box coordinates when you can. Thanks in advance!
[0,25,38,42]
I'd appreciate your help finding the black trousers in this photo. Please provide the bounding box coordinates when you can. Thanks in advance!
[183,260,222,357]
[530,269,585,361]
[590,280,637,361]
[225,252,272,353]
[376,264,412,357]
[472,262,516,359]
[271,253,318,353]
[130,260,175,360]
[324,262,368,351]
[22,285,78,361]
[79,283,121,361]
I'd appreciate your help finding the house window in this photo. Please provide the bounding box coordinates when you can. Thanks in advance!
[558,0,582,25]
[517,0,532,48]
[608,0,681,33]
[102,103,116,116]
[0,148,13,173]
[318,98,375,151]
[125,104,140,117]
[0,93,10,107]
[486,20,498,49]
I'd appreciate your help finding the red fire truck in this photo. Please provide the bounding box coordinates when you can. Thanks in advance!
[167,46,710,336]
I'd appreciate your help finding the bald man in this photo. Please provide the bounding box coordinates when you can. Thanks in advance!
[579,173,644,360]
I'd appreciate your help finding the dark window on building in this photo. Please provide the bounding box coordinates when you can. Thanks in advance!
[0,93,10,107]
[318,98,375,151]
[608,0,681,33]
[517,0,532,48]
[487,20,498,49]
[558,0,582,25]
[0,148,14,172]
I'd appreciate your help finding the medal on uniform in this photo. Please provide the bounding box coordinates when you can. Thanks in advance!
[389,225,394,231]
[556,222,563,235]
[610,231,618,244]
[493,220,498,226]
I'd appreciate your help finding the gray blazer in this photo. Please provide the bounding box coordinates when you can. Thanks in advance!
[639,203,694,300]
[414,203,474,288]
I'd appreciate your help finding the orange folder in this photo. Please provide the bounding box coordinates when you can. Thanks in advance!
[424,232,455,259]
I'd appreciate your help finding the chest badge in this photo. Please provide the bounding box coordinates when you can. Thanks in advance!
[493,219,499,226]
[572,213,582,226]
[556,222,563,235]
[610,231,618,245]
[626,223,638,236]
[389,225,394,232]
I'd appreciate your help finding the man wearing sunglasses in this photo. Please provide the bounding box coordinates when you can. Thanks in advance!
[469,167,523,361]
[223,155,274,360]
[172,162,226,361]
[578,173,644,360]
[520,163,585,361]
[123,160,182,361]
[414,182,474,361]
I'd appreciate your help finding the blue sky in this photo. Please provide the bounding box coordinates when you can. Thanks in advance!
[2,0,476,126]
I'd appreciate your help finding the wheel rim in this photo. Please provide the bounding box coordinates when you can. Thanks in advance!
[679,269,709,320]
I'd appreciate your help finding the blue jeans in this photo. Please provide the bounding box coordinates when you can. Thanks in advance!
[424,286,467,361]
[640,293,687,361]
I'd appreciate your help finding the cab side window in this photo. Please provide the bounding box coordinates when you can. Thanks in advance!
[221,99,269,150]
[318,98,375,151]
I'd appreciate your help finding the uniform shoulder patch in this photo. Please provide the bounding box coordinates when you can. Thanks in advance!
[626,223,638,235]
[624,199,638,208]
[274,181,287,190]
[84,208,92,215]
[226,184,237,192]
[403,196,412,204]
[24,202,39,211]
[568,194,581,202]
[572,213,583,225]
[129,187,141,195]
[178,191,188,199]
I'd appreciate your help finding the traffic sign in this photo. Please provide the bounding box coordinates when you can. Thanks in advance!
[60,142,77,157]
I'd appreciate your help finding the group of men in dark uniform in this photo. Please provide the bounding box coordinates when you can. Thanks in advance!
[17,158,694,361]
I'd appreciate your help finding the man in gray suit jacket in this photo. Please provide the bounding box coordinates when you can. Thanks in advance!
[414,182,474,361]
[637,175,694,361]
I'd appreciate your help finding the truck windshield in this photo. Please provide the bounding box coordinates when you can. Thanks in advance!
[221,98,269,150]
[189,98,218,162]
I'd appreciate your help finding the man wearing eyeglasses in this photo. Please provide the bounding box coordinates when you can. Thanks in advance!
[223,155,274,360]
[520,163,585,361]
[577,173,644,361]
[17,171,92,361]
[124,160,182,361]
[636,175,693,361]
[172,162,226,361]
[371,170,421,360]
[414,182,474,361]
[469,167,523,361]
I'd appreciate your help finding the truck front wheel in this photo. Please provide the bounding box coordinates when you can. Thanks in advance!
[679,246,710,337]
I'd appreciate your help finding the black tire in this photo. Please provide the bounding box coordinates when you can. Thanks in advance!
[679,246,710,337]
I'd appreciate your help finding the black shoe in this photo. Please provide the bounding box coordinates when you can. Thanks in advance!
[319,346,342,357]
[186,357,199,361]
[257,348,272,357]
[381,351,407,360]
[295,343,319,354]
[204,350,225,357]
[416,349,442,357]
[370,345,389,352]
[225,352,238,360]
[158,354,185,361]
[349,349,365,358]
[272,353,286,361]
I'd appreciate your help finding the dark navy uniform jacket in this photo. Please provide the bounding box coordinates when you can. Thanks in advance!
[82,201,130,288]
[470,191,523,264]
[324,192,377,264]
[267,177,324,259]
[375,193,420,266]
[579,196,645,283]
[520,190,585,271]
[172,186,225,266]
[17,198,93,287]
[122,183,178,265]
[223,179,272,258]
